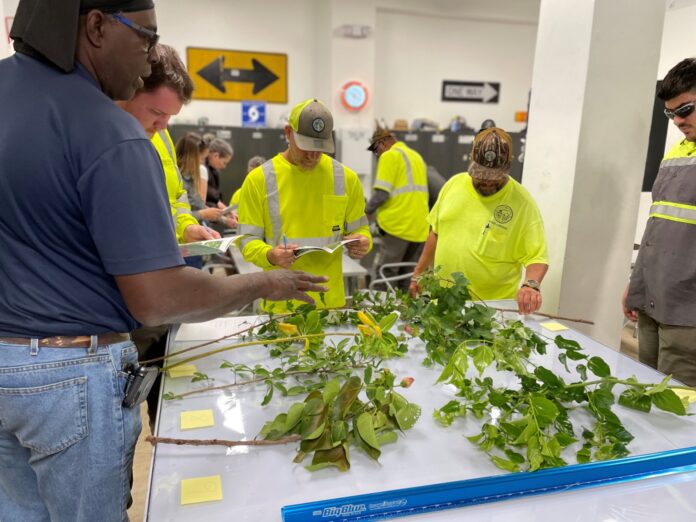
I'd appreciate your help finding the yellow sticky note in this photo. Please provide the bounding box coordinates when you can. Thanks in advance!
[181,475,223,505]
[180,409,215,430]
[168,364,197,378]
[540,321,568,332]
[674,389,696,404]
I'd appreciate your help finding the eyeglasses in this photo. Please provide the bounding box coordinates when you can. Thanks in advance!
[110,13,159,53]
[664,101,696,120]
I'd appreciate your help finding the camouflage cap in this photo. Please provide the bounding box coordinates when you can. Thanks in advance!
[469,127,513,180]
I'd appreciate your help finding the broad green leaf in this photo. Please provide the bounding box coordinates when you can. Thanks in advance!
[576,364,588,381]
[378,312,398,332]
[565,350,586,361]
[395,403,422,431]
[364,366,373,385]
[307,445,350,472]
[331,420,348,443]
[287,386,306,396]
[356,413,380,450]
[618,389,652,413]
[529,394,559,428]
[322,378,341,404]
[588,356,611,378]
[576,447,591,463]
[651,389,687,416]
[284,403,306,432]
[261,381,274,406]
[491,456,519,472]
[534,367,563,389]
[331,376,362,420]
[472,345,495,374]
[436,347,468,384]
[555,336,582,351]
[376,431,398,445]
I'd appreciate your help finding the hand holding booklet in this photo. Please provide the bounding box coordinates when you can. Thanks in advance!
[179,235,248,258]
[293,238,360,258]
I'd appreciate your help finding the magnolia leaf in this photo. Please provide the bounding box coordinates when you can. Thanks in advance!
[331,420,348,444]
[307,445,350,472]
[356,413,381,450]
[331,376,362,420]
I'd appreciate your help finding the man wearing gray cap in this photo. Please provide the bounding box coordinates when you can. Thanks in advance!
[0,2,327,520]
[237,99,372,312]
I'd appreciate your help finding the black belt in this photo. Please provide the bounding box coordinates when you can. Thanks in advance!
[0,332,131,348]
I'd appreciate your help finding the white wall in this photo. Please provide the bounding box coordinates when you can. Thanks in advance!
[374,2,539,132]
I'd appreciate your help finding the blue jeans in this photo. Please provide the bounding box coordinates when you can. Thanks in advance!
[0,341,142,522]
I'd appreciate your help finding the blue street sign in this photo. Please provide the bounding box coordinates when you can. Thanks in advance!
[242,101,266,127]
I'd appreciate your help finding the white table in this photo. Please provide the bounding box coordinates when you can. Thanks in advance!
[145,306,696,521]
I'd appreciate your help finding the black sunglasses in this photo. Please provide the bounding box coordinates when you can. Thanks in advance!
[664,101,696,120]
[110,13,159,53]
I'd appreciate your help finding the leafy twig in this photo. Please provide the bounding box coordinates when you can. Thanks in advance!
[146,435,300,447]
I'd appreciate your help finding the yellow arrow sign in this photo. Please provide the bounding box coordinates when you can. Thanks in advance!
[187,47,287,103]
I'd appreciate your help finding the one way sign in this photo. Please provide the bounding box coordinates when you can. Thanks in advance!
[442,81,500,103]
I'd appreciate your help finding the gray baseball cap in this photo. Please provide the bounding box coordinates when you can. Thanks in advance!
[288,99,335,153]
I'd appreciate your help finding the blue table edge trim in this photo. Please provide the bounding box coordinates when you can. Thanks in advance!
[281,445,696,521]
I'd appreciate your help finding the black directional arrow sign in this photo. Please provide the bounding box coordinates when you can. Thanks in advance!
[442,81,500,103]
[197,56,279,95]
[187,48,287,102]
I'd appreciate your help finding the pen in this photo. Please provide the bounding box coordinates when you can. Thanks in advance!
[283,233,288,252]
[482,223,490,236]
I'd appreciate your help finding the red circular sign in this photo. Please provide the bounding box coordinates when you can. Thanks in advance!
[340,81,369,112]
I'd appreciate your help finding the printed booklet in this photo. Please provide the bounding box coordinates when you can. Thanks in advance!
[179,235,247,257]
[293,238,360,258]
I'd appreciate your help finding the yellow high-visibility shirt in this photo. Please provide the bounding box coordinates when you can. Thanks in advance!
[237,153,371,311]
[429,173,548,299]
[374,141,429,242]
[151,130,198,244]
[229,188,241,209]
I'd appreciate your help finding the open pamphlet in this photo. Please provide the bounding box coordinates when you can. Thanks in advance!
[293,238,360,258]
[178,235,248,257]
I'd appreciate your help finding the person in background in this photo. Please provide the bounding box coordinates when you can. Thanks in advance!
[366,126,429,289]
[199,132,216,199]
[410,128,548,315]
[229,155,267,212]
[237,99,371,311]
[623,58,696,386]
[176,132,235,228]
[205,137,234,207]
[0,2,327,520]
[118,43,214,244]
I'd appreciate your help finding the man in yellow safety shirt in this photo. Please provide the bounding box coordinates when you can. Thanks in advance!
[410,127,548,315]
[366,127,429,288]
[119,44,219,245]
[623,58,696,386]
[237,99,371,311]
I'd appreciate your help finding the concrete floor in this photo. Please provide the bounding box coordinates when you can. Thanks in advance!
[126,321,642,521]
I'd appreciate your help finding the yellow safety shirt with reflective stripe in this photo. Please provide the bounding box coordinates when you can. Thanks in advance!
[627,138,696,326]
[373,141,429,242]
[151,130,199,244]
[237,153,371,311]
[429,173,547,300]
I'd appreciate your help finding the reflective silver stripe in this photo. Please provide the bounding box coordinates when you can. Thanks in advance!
[238,224,265,236]
[346,216,368,231]
[394,148,414,185]
[392,184,428,196]
[158,130,183,180]
[650,202,696,224]
[374,180,393,192]
[660,156,696,168]
[262,160,283,245]
[332,159,345,196]
[287,236,334,247]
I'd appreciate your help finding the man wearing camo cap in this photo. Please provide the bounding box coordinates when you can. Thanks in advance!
[409,127,549,315]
